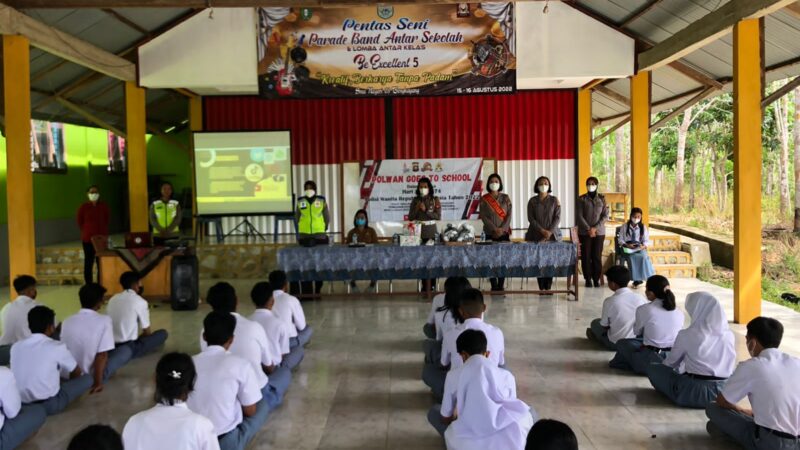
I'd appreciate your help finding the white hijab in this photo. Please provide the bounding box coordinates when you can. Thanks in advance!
[447,355,536,450]
[683,292,736,376]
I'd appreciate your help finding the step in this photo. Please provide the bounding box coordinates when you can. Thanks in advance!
[654,264,697,278]
[602,234,682,251]
[647,251,693,265]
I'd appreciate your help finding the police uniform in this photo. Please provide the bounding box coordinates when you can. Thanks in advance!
[149,198,182,245]
[408,195,441,293]
[525,195,562,291]
[479,193,512,291]
[577,192,609,286]
[294,195,330,295]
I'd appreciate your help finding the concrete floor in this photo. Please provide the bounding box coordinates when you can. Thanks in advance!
[3,277,797,450]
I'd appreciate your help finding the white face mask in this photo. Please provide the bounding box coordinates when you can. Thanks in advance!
[632,218,641,224]
[305,190,315,198]
[489,183,500,192]
[88,193,100,202]
[587,185,597,193]
[538,185,549,194]
[419,188,429,197]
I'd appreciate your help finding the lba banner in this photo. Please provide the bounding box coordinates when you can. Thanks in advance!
[360,158,483,222]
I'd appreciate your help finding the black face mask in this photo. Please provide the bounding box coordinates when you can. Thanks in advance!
[138,286,145,295]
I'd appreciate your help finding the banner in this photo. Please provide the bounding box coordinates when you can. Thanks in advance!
[360,158,483,222]
[256,3,515,98]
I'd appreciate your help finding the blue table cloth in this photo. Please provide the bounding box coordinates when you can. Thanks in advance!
[277,242,577,282]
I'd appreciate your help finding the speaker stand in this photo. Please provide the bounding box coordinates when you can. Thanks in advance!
[223,217,267,242]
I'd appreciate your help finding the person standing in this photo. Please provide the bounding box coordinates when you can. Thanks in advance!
[408,177,441,294]
[149,182,182,246]
[577,177,608,288]
[479,174,512,292]
[294,180,329,296]
[525,176,562,293]
[77,185,109,284]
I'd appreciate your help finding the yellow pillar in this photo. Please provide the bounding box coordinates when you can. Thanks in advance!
[3,36,35,297]
[733,18,763,324]
[630,71,651,224]
[125,81,148,233]
[188,96,202,236]
[577,88,592,195]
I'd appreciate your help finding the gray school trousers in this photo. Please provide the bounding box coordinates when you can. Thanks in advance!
[0,345,10,366]
[587,319,617,351]
[423,323,436,340]
[423,339,442,365]
[647,363,725,409]
[35,374,94,416]
[422,363,446,400]
[281,344,304,370]
[0,404,46,449]
[116,329,169,359]
[265,365,292,406]
[609,338,667,375]
[706,402,800,450]
[103,345,134,382]
[427,404,448,437]
[290,327,313,348]
[218,395,272,450]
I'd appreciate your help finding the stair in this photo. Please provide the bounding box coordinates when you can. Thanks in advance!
[602,226,697,279]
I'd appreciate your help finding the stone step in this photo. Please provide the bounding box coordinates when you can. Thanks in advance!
[654,264,697,279]
[647,251,693,265]
[603,234,682,252]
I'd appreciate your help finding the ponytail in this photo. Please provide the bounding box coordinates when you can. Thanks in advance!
[154,352,196,405]
[437,277,471,323]
[646,275,676,311]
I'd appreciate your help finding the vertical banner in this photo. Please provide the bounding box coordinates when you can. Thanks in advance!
[257,3,515,98]
[360,158,483,222]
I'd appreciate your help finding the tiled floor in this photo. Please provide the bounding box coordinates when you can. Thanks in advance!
[3,277,797,450]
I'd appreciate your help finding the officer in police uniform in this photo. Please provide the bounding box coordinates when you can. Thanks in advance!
[294,180,330,296]
[149,181,182,246]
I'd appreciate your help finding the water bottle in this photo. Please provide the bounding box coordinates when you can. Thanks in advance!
[353,233,358,244]
[480,231,486,242]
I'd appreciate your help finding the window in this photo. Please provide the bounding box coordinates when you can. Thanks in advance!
[107,131,127,173]
[30,120,67,173]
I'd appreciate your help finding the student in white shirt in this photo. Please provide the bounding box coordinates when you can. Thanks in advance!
[269,271,313,348]
[190,312,269,450]
[68,424,123,450]
[706,317,800,449]
[61,283,133,394]
[0,367,46,450]
[0,275,41,365]
[587,265,647,351]
[123,352,220,450]
[203,282,290,406]
[609,275,684,375]
[424,277,469,365]
[423,293,445,339]
[525,419,579,450]
[647,292,736,408]
[11,306,93,415]
[250,281,303,370]
[437,329,536,450]
[107,271,168,358]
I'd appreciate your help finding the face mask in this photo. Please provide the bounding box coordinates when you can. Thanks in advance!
[587,185,597,193]
[138,286,144,295]
[746,339,756,357]
[419,188,429,196]
[88,193,100,202]
[355,218,366,227]
[632,218,641,224]
[305,190,315,198]
[489,183,500,192]
[538,185,549,194]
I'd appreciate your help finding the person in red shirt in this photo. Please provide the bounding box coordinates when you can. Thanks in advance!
[76,185,110,284]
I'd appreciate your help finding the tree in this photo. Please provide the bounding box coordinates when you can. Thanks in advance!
[794,87,800,232]
[614,126,625,192]
[772,93,791,219]
[674,106,692,211]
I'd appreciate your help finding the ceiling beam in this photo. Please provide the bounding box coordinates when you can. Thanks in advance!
[54,96,126,137]
[591,116,630,145]
[595,85,630,106]
[581,79,606,91]
[0,4,136,80]
[649,86,716,130]
[784,1,800,19]
[8,0,532,6]
[638,0,797,72]
[761,75,800,108]
[102,8,149,35]
[618,0,663,28]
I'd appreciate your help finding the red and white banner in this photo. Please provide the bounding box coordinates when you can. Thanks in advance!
[360,158,483,222]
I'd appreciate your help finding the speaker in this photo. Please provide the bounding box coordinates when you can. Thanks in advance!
[171,255,199,311]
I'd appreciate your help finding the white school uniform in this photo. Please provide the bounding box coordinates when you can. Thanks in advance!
[444,355,535,450]
[10,334,77,403]
[272,290,307,338]
[107,289,151,343]
[249,309,291,359]
[0,367,22,430]
[633,299,684,349]
[441,318,505,369]
[60,309,116,375]
[0,296,39,345]
[426,293,446,325]
[663,292,735,377]
[123,402,220,450]
[188,346,263,436]
[722,348,800,436]
[599,288,648,344]
[434,309,459,341]
[200,313,271,388]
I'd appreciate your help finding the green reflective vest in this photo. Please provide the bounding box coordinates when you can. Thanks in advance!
[297,196,326,234]
[153,199,179,231]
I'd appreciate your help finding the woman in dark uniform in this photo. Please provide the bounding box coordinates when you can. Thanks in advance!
[479,173,512,291]
[525,176,562,293]
[408,177,441,293]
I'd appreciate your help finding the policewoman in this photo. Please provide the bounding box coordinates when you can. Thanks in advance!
[149,181,182,246]
[479,173,512,292]
[294,180,330,296]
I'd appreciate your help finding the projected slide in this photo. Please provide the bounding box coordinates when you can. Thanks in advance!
[194,131,293,215]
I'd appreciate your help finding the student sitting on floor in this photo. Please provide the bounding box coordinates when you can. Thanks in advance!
[269,271,313,348]
[586,265,647,351]
[423,291,445,339]
[107,271,168,359]
[0,275,42,366]
[189,312,270,450]
[250,282,303,370]
[11,306,93,415]
[203,282,291,406]
[423,277,470,364]
[646,292,735,408]
[61,284,133,394]
[123,352,220,450]
[525,419,578,450]
[609,275,684,375]
[0,366,46,449]
[440,329,535,450]
[68,424,123,450]
[706,317,800,449]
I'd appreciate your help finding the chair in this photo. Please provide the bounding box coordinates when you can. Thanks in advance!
[196,216,224,244]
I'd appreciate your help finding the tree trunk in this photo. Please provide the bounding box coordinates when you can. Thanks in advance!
[766,159,774,196]
[674,106,692,211]
[689,151,697,210]
[602,138,612,191]
[774,95,791,220]
[614,127,625,192]
[794,87,800,232]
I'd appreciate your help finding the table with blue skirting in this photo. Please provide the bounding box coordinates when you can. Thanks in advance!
[277,241,579,300]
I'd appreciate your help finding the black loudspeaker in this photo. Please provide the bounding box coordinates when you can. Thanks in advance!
[171,255,199,311]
